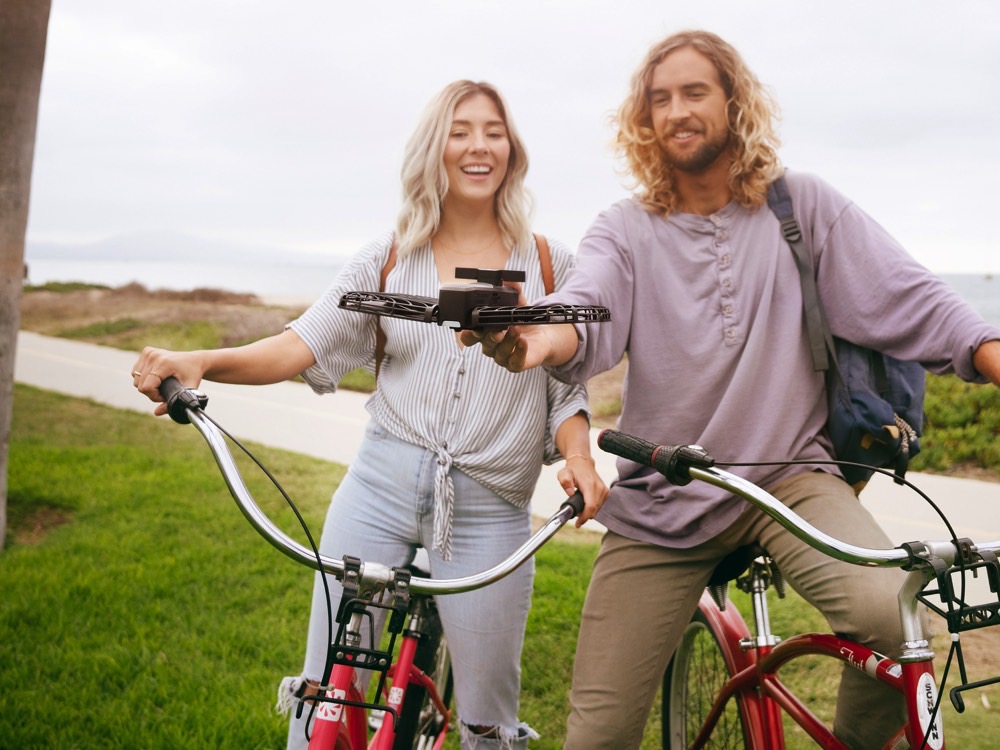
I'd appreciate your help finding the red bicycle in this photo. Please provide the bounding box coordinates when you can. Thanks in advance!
[598,429,1000,750]
[159,377,585,749]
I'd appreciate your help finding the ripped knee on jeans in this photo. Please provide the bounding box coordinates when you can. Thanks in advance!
[459,720,538,749]
[469,724,500,737]
[276,675,324,717]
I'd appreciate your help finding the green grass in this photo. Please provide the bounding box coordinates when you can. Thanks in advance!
[24,281,112,293]
[590,395,623,425]
[106,320,234,354]
[3,385,998,748]
[338,368,377,393]
[56,316,145,339]
[3,386,341,748]
[912,373,1000,475]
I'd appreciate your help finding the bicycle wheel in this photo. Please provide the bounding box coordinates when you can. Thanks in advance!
[393,596,453,750]
[662,606,749,749]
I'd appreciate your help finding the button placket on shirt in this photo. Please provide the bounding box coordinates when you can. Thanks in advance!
[435,354,468,472]
[712,215,739,345]
[442,350,468,434]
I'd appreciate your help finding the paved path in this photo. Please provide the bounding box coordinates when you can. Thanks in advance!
[15,330,373,465]
[15,330,1000,547]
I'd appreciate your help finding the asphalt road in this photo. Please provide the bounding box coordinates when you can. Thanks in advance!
[15,330,1000,549]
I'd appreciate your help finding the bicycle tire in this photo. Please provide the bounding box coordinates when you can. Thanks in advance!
[662,606,750,749]
[392,596,453,750]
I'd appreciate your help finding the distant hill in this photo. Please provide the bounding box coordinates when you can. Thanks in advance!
[25,230,343,266]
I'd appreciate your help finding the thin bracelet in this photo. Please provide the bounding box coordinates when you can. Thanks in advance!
[565,453,594,463]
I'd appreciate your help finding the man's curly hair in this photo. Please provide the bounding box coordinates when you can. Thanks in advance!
[616,30,783,215]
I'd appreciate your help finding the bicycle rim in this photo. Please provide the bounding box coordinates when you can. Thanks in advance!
[662,609,749,749]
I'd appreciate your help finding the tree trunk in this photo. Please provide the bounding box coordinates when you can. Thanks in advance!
[0,0,52,549]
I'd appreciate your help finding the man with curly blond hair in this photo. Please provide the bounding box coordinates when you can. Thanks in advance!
[464,30,1000,749]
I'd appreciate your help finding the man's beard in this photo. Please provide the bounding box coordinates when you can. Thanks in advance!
[663,128,731,174]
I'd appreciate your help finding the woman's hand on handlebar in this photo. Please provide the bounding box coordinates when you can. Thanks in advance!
[557,454,609,528]
[131,348,207,416]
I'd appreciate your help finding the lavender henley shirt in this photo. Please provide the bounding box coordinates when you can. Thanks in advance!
[546,170,1000,548]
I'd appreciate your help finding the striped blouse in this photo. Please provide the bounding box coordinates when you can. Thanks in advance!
[288,231,589,557]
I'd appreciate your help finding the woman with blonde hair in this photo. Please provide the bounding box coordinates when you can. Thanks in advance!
[132,79,606,749]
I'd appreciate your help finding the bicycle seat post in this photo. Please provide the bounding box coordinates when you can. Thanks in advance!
[739,558,781,650]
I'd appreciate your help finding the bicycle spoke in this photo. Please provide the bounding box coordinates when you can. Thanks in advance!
[665,615,748,750]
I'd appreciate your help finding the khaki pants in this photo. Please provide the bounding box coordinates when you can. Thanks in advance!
[565,471,914,750]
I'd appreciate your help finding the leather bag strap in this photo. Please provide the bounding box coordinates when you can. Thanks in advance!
[374,237,398,380]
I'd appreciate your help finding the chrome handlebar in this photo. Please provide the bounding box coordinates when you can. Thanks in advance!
[166,379,583,597]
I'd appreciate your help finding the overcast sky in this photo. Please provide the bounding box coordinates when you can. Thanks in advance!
[25,0,1000,273]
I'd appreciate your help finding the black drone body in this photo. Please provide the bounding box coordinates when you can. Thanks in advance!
[338,267,611,331]
[438,268,523,329]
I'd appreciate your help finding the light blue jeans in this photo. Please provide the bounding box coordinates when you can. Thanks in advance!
[287,421,535,750]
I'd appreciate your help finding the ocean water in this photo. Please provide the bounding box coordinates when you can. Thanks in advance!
[23,258,1000,327]
[940,273,1000,328]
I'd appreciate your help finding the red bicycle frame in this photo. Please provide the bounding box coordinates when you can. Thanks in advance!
[308,661,368,749]
[306,632,452,749]
[690,591,944,749]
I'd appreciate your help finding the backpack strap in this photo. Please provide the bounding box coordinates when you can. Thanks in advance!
[374,237,398,380]
[766,174,832,372]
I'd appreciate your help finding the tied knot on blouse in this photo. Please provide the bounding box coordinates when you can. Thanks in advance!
[432,444,456,559]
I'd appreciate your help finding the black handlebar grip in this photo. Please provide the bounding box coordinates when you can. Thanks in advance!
[158,376,208,425]
[597,429,714,486]
[597,429,674,474]
[560,490,585,518]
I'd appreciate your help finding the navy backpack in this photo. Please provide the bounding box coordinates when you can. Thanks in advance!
[767,174,925,492]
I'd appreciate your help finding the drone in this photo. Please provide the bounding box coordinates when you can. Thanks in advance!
[338,267,611,331]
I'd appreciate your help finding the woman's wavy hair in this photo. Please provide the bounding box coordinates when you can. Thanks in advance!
[395,80,533,256]
[616,30,782,215]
